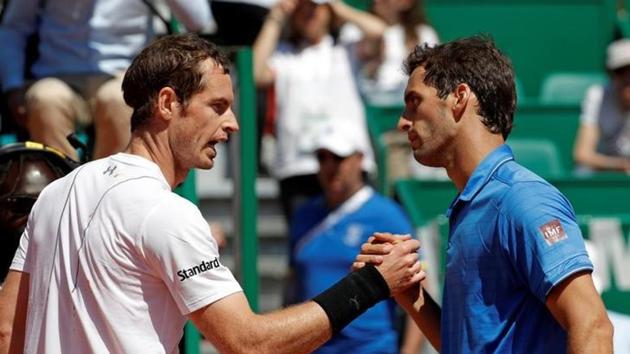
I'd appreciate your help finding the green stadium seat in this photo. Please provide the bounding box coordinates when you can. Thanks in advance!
[540,72,607,105]
[507,138,565,177]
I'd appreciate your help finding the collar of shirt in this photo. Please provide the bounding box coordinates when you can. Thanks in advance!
[110,152,171,191]
[446,144,514,217]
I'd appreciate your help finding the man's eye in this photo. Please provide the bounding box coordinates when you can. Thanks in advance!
[212,104,225,114]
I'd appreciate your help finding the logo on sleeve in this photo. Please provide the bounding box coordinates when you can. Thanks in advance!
[177,258,221,281]
[539,219,568,246]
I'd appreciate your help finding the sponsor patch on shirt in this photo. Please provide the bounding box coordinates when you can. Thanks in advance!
[177,257,221,281]
[539,219,568,246]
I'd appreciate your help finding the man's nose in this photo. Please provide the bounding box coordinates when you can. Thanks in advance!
[397,115,411,132]
[224,109,240,134]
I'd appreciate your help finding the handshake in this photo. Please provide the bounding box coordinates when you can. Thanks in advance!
[352,232,427,312]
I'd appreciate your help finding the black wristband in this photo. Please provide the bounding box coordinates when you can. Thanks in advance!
[312,264,390,335]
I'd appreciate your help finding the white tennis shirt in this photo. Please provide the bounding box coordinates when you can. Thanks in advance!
[11,153,242,353]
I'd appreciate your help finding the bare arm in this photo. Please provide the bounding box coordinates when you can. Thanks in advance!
[252,0,297,87]
[329,1,386,40]
[546,271,613,354]
[573,123,630,171]
[0,271,29,354]
[396,284,441,352]
[399,312,425,354]
[190,238,423,353]
[190,292,331,354]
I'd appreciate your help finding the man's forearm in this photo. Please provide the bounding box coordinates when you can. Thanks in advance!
[397,287,441,352]
[0,271,29,354]
[567,317,613,354]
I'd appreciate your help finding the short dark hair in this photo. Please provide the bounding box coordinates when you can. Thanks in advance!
[403,36,516,139]
[122,34,230,131]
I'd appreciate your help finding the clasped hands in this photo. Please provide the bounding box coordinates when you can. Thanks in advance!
[353,232,426,312]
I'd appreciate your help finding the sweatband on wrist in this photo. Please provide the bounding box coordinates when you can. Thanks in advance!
[312,264,390,334]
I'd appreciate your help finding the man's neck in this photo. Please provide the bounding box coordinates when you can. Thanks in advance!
[325,182,366,209]
[447,131,505,192]
[125,131,186,189]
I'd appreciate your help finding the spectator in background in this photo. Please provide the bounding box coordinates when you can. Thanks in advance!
[253,0,381,221]
[574,38,630,173]
[340,0,439,104]
[209,0,279,178]
[0,0,211,160]
[339,0,443,183]
[287,121,424,354]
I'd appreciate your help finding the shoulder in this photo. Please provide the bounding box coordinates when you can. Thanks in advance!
[493,162,571,219]
[143,194,204,230]
[139,193,219,261]
[366,193,408,216]
[292,195,327,224]
[272,41,298,58]
[339,23,363,44]
[361,193,413,231]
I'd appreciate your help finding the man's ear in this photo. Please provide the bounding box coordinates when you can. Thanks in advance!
[157,87,180,121]
[452,83,472,121]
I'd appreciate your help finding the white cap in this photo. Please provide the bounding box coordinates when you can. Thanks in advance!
[606,39,630,70]
[315,121,366,158]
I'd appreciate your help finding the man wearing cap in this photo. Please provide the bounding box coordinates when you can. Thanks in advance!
[287,122,422,354]
[253,0,384,222]
[574,38,630,172]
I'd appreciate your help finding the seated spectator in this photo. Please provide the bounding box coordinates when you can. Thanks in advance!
[574,39,630,173]
[286,121,424,354]
[0,0,210,160]
[253,0,380,221]
[0,141,78,282]
[340,0,439,104]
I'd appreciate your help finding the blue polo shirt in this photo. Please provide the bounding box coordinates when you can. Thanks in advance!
[442,144,593,354]
[290,187,414,354]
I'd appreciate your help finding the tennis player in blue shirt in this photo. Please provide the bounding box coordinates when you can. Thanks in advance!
[355,36,614,353]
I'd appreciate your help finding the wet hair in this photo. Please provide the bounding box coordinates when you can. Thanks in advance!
[122,33,230,131]
[403,35,516,139]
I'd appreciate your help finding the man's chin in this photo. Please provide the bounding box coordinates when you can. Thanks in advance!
[196,158,215,170]
[414,152,440,168]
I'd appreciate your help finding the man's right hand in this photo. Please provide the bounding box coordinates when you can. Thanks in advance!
[354,233,425,307]
[370,236,424,296]
[352,232,408,270]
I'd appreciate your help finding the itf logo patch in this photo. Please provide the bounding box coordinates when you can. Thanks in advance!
[539,219,568,246]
